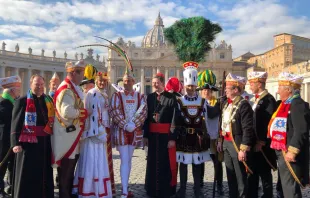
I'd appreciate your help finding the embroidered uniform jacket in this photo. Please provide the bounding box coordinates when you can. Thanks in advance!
[51,80,85,167]
[109,91,147,146]
[253,92,277,169]
[223,96,255,149]
[284,98,309,185]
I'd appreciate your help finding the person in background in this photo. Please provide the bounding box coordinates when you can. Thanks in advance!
[109,68,147,198]
[217,73,255,198]
[49,72,60,98]
[48,72,60,189]
[11,74,55,198]
[144,73,180,198]
[0,76,21,198]
[247,71,277,198]
[73,66,114,198]
[51,60,88,198]
[269,72,309,198]
[197,69,223,195]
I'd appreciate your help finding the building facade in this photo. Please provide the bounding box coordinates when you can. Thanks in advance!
[108,14,248,95]
[0,44,105,95]
[235,33,310,78]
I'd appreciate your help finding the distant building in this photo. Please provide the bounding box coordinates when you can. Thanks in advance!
[107,13,248,95]
[0,44,105,95]
[235,33,310,77]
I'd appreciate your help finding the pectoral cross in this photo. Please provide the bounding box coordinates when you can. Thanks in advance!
[153,113,159,123]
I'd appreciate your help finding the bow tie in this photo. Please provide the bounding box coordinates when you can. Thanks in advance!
[227,98,233,104]
[255,94,259,99]
[124,90,134,96]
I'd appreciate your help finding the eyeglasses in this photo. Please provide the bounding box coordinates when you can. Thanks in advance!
[74,69,84,74]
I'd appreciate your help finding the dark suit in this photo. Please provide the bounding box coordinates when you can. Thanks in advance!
[0,96,14,194]
[248,92,277,198]
[222,96,255,198]
[275,97,309,198]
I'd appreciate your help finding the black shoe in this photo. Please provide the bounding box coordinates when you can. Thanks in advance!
[217,184,224,195]
[4,186,11,195]
[175,188,186,198]
[276,191,284,198]
[194,189,204,198]
[0,191,11,198]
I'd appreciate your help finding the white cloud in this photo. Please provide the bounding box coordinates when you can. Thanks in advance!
[209,0,310,57]
[1,0,310,61]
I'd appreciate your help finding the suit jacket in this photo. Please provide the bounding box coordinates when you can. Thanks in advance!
[286,97,309,185]
[224,96,255,150]
[0,97,14,156]
[253,92,277,169]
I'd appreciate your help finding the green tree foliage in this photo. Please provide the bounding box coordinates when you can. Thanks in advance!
[164,17,222,63]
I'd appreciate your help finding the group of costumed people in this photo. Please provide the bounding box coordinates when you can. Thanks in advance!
[0,16,309,198]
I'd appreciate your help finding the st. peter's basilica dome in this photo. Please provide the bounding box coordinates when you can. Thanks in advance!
[141,13,166,48]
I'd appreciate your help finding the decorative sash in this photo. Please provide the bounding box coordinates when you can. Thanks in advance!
[19,90,54,143]
[268,93,300,151]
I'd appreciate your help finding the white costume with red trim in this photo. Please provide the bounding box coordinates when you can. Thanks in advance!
[109,90,147,196]
[51,78,86,167]
[73,87,113,198]
[109,90,147,146]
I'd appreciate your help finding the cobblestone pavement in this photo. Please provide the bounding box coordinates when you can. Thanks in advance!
[5,148,309,197]
[54,148,310,198]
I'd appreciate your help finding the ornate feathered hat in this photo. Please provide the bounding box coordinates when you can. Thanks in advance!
[80,64,98,86]
[248,71,268,83]
[226,73,245,88]
[50,72,60,83]
[65,59,86,72]
[278,72,303,89]
[197,69,218,91]
[0,75,21,89]
[164,17,222,87]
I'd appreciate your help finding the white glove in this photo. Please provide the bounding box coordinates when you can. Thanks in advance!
[125,122,136,133]
[97,133,107,142]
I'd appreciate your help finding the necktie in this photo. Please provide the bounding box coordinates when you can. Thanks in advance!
[255,94,259,99]
[227,98,233,104]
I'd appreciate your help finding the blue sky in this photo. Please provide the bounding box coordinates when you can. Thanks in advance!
[0,0,310,60]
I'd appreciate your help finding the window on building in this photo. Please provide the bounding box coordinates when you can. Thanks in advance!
[161,53,164,57]
[118,67,124,77]
[220,53,225,59]
[169,69,175,77]
[134,53,138,57]
[145,68,151,77]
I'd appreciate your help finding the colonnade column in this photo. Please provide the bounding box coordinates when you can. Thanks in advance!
[165,67,169,83]
[140,67,145,94]
[25,68,33,92]
[152,68,156,77]
[0,66,6,78]
[176,68,180,79]
[304,82,309,103]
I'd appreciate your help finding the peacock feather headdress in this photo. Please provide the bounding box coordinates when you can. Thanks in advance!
[77,36,133,79]
[164,17,222,86]
[164,16,222,64]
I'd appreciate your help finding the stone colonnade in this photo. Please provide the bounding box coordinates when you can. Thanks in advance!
[0,66,66,95]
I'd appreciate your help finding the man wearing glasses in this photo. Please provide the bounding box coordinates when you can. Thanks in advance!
[51,59,88,198]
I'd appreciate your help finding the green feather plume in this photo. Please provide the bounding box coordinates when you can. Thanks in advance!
[164,17,222,63]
